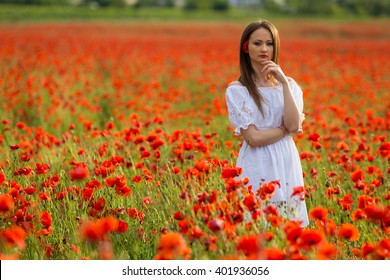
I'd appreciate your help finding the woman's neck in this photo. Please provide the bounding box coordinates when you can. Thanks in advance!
[253,70,271,87]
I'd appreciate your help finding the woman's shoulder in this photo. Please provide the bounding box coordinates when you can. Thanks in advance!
[226,81,247,96]
[226,81,250,103]
[287,76,302,88]
[286,76,296,84]
[227,80,244,87]
[286,76,302,92]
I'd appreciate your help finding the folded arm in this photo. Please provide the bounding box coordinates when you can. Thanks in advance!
[241,124,288,147]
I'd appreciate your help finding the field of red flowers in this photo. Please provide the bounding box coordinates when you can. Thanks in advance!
[0,20,389,260]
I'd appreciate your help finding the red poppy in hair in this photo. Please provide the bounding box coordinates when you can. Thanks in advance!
[242,40,249,52]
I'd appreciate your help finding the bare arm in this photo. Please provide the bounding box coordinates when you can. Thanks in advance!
[262,61,303,133]
[241,124,288,147]
[281,81,302,133]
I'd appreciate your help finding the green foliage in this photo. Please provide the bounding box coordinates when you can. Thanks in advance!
[0,0,389,17]
[183,0,198,11]
[284,0,390,16]
[212,0,230,11]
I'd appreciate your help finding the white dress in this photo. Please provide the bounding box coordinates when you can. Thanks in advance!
[225,78,309,227]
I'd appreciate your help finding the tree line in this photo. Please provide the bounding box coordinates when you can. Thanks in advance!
[0,0,388,17]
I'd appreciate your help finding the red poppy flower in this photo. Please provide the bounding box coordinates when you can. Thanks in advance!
[150,138,165,150]
[362,243,375,258]
[70,162,89,181]
[0,194,14,212]
[141,150,151,159]
[309,207,328,221]
[80,217,118,241]
[116,220,128,233]
[40,211,52,228]
[257,181,279,200]
[92,198,106,211]
[105,176,118,186]
[357,195,376,209]
[0,172,4,185]
[376,239,390,258]
[82,188,94,200]
[189,226,204,240]
[237,235,261,258]
[194,159,210,172]
[264,247,285,260]
[38,192,51,201]
[172,166,181,174]
[154,232,191,260]
[35,163,50,175]
[86,180,102,189]
[263,204,278,216]
[207,218,224,233]
[173,211,185,221]
[378,142,390,158]
[351,169,364,183]
[0,226,26,249]
[117,185,132,197]
[242,40,249,52]
[298,229,323,249]
[337,193,354,211]
[291,186,306,200]
[364,204,386,220]
[24,186,38,195]
[243,192,257,211]
[142,197,153,207]
[127,208,139,219]
[351,209,365,221]
[178,220,190,234]
[317,242,337,260]
[337,223,360,241]
[221,167,242,179]
[308,132,321,141]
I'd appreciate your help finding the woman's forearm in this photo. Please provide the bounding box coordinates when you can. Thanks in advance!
[281,82,301,133]
[241,125,287,147]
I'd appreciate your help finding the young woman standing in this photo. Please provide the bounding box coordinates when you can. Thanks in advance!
[225,20,309,227]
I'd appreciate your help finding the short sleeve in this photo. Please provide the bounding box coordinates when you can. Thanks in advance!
[225,86,257,135]
[289,78,305,121]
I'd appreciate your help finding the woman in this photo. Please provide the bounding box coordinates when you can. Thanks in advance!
[225,20,309,227]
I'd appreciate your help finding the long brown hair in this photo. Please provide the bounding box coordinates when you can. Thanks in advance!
[238,20,281,116]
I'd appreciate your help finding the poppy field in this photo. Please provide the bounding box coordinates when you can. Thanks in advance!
[0,20,389,260]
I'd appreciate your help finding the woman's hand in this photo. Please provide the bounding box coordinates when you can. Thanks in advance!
[261,61,288,85]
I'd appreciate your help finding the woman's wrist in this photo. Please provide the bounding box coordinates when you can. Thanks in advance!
[278,126,288,137]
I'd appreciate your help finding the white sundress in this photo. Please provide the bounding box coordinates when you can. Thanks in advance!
[225,78,309,227]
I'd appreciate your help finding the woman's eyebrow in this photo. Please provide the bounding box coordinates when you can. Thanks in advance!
[252,39,273,42]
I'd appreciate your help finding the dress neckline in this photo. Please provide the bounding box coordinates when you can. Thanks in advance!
[228,84,282,89]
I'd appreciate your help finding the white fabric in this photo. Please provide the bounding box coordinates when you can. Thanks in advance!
[225,79,309,227]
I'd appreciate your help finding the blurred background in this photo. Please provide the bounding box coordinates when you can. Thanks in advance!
[0,0,389,21]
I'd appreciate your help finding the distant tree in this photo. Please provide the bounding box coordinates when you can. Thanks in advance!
[0,0,68,4]
[183,0,198,10]
[133,0,161,7]
[285,0,333,15]
[212,0,229,11]
[165,0,175,8]
[110,0,126,7]
[263,0,282,13]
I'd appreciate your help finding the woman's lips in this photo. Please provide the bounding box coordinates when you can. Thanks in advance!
[259,55,268,58]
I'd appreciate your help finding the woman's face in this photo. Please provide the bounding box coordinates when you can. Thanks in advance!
[247,27,274,66]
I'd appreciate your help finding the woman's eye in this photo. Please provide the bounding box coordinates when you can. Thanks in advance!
[267,42,274,46]
[254,42,261,46]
